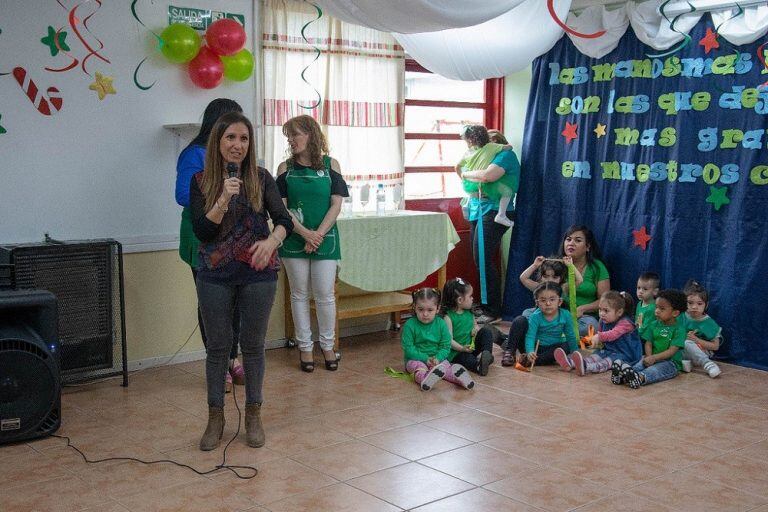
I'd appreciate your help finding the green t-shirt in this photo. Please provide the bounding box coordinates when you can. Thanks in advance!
[639,317,686,371]
[401,316,451,364]
[446,309,474,361]
[682,313,722,342]
[635,301,656,330]
[563,259,609,309]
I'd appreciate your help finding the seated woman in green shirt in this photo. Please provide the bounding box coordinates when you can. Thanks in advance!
[558,225,610,336]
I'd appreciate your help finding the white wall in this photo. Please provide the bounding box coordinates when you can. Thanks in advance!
[0,0,256,251]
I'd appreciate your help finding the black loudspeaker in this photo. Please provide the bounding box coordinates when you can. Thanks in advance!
[0,289,62,444]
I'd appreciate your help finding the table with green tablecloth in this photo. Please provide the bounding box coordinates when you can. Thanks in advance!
[283,210,460,345]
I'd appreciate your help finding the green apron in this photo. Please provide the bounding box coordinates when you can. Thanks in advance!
[179,207,200,268]
[279,157,341,260]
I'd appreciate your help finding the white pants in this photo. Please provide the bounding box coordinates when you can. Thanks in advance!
[683,340,714,367]
[283,258,338,352]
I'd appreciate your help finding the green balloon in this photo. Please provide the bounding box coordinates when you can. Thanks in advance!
[160,23,201,63]
[221,49,254,81]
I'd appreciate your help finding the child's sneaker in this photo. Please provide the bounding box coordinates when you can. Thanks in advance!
[681,360,693,373]
[611,360,626,385]
[451,364,475,389]
[553,347,573,371]
[624,367,643,389]
[501,350,515,367]
[571,351,585,376]
[421,364,445,391]
[477,350,493,376]
[704,361,722,378]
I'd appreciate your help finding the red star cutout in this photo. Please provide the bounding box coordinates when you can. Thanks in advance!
[632,226,652,250]
[561,121,578,144]
[699,27,719,54]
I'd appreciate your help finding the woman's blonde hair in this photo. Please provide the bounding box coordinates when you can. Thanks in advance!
[282,115,328,170]
[201,112,262,213]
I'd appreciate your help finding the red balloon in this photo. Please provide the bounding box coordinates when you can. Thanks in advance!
[205,19,246,56]
[188,47,224,89]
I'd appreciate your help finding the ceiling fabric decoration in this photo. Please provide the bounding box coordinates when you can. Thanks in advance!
[710,4,768,45]
[627,0,703,50]
[311,0,528,34]
[565,4,630,58]
[392,0,572,80]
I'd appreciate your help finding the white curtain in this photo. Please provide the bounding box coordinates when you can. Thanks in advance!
[393,0,572,80]
[312,0,528,34]
[711,4,768,44]
[566,4,630,59]
[261,0,405,210]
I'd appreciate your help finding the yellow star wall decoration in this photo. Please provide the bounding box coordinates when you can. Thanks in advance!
[89,72,116,100]
[594,123,606,138]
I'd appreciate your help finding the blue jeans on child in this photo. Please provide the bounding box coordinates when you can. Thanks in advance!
[631,359,678,385]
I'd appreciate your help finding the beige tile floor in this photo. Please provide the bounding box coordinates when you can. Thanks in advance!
[3,330,768,512]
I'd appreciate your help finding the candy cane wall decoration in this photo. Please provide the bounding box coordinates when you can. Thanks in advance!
[12,67,63,116]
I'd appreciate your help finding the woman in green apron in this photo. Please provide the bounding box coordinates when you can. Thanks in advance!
[276,115,349,372]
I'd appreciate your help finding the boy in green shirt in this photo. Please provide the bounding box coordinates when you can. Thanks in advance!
[682,280,722,378]
[635,271,660,330]
[620,289,687,389]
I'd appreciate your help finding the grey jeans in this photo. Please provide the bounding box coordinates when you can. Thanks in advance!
[196,278,277,407]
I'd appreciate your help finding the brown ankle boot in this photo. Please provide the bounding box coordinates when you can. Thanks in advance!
[245,403,265,447]
[199,406,225,451]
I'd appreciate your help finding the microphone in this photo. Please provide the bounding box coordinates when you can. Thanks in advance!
[227,162,238,179]
[226,162,238,200]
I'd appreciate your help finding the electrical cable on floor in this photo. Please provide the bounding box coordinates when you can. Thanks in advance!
[53,380,258,479]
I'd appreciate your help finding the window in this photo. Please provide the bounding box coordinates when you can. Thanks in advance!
[404,60,504,199]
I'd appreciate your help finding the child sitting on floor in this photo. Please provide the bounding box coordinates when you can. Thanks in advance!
[554,290,642,378]
[401,288,475,391]
[635,271,660,330]
[441,278,496,376]
[501,257,581,366]
[618,289,687,389]
[506,282,578,368]
[682,280,722,378]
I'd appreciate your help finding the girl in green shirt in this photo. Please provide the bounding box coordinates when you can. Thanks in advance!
[682,280,722,378]
[440,278,497,376]
[402,288,476,391]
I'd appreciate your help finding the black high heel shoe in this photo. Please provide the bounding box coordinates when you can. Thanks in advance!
[300,352,315,373]
[322,350,339,371]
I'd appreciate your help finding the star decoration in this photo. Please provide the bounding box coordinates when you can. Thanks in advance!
[561,121,578,143]
[632,226,652,250]
[706,186,730,211]
[41,26,70,57]
[89,72,116,100]
[594,123,606,138]
[699,27,719,54]
[0,114,6,135]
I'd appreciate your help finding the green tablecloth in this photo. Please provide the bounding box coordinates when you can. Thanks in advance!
[336,210,459,292]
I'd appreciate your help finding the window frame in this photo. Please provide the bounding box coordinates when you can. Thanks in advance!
[404,59,505,175]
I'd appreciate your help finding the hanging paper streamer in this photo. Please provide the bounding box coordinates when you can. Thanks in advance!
[547,0,605,39]
[0,114,6,135]
[477,185,488,305]
[567,263,579,340]
[12,67,63,116]
[69,0,111,76]
[299,2,323,110]
[646,1,694,58]
[130,0,163,90]
[758,42,768,89]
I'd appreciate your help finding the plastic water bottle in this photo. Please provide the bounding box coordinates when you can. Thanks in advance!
[376,183,386,216]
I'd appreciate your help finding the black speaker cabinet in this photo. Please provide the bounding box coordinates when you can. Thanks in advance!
[0,289,62,444]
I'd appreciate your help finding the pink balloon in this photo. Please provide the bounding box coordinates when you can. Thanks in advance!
[205,19,246,56]
[188,47,224,89]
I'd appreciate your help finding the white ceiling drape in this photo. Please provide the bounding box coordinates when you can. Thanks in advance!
[393,0,572,80]
[313,1,768,80]
[311,0,529,34]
